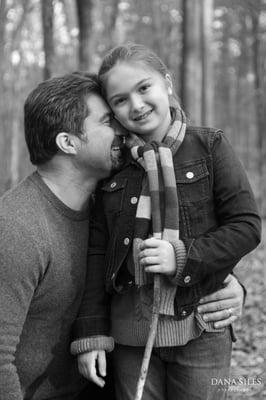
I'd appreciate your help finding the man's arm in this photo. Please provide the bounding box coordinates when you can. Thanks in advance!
[0,217,42,399]
[197,274,244,328]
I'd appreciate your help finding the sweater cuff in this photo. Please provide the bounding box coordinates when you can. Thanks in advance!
[70,336,114,355]
[159,275,177,316]
[168,239,187,285]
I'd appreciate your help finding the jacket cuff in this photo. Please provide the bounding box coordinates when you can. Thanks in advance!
[70,336,114,355]
[168,239,187,285]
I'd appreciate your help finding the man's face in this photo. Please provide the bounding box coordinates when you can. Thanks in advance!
[77,93,124,179]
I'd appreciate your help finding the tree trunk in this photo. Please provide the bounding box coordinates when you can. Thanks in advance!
[180,0,202,124]
[76,0,94,71]
[151,0,164,59]
[60,0,78,40]
[201,0,214,126]
[0,0,7,94]
[251,2,266,216]
[41,0,54,79]
[0,0,7,73]
[0,0,7,194]
[108,0,120,47]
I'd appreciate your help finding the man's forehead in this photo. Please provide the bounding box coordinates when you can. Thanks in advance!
[86,93,111,116]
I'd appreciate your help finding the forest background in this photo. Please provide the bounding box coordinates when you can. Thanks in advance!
[0,0,265,398]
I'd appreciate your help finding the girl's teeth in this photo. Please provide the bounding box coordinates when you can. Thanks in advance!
[135,110,152,121]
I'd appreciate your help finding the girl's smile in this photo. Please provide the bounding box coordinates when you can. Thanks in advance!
[133,108,153,122]
[105,61,172,142]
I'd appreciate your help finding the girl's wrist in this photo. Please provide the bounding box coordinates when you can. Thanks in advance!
[168,239,187,284]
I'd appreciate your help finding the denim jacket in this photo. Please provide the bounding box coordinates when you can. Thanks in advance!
[74,127,261,338]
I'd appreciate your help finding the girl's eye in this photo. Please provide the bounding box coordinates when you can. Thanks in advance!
[114,97,126,106]
[139,84,150,93]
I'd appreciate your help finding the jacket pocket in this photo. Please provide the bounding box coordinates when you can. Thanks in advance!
[101,178,127,214]
[175,159,210,205]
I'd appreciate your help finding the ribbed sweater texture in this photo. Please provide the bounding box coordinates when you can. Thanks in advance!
[0,172,89,400]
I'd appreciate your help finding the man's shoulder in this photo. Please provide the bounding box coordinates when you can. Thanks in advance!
[0,173,46,229]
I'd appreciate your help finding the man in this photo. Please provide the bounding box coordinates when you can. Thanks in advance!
[0,73,244,399]
[0,74,120,399]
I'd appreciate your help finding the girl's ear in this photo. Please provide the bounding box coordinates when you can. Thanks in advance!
[55,132,78,155]
[165,74,173,95]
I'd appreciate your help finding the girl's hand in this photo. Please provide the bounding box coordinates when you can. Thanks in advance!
[78,350,106,387]
[139,237,176,276]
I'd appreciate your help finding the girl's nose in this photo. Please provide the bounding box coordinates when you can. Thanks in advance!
[130,94,144,113]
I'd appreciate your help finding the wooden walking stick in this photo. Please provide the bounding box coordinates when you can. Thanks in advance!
[134,274,161,400]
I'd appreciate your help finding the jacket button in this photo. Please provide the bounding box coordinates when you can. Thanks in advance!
[124,238,130,245]
[130,197,138,204]
[110,182,117,188]
[184,275,191,284]
[111,273,115,280]
[181,310,187,317]
[186,172,194,179]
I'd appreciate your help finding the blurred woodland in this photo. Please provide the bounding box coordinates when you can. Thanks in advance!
[0,0,265,398]
[0,0,265,213]
[0,0,265,204]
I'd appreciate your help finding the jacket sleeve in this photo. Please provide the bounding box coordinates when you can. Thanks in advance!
[176,130,261,287]
[0,217,43,400]
[72,188,114,350]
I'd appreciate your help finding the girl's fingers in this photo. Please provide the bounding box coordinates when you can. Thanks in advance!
[140,256,159,266]
[145,264,161,273]
[139,237,160,250]
[139,248,158,259]
[98,351,106,377]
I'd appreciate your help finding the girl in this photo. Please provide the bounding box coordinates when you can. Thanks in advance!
[71,44,261,400]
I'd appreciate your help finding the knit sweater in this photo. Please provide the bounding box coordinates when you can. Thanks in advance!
[0,172,89,400]
[110,283,223,348]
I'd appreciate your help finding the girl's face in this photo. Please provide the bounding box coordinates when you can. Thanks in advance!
[105,61,172,142]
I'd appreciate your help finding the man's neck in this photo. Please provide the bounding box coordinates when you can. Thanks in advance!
[37,164,98,212]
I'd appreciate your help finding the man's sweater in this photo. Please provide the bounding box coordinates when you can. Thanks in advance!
[0,172,90,400]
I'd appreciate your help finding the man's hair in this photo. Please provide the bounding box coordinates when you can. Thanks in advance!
[24,73,101,165]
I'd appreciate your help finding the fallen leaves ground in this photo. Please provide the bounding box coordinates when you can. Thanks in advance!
[227,221,265,399]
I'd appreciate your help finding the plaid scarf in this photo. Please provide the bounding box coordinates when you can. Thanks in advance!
[128,108,186,316]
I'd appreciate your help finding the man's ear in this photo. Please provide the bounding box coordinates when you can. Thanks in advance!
[165,74,173,95]
[55,132,77,155]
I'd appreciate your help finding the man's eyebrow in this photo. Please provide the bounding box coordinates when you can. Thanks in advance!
[99,112,112,123]
[108,78,151,102]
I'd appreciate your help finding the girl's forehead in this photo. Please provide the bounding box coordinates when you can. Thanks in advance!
[105,61,163,89]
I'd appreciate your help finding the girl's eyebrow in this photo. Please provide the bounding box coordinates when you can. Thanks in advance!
[108,78,151,102]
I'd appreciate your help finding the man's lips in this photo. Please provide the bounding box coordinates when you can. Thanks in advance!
[111,136,126,159]
[110,136,126,170]
[111,136,124,150]
[133,109,153,121]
